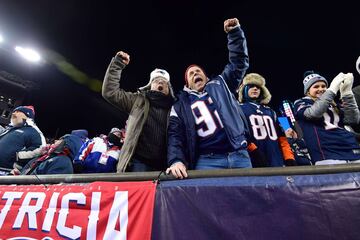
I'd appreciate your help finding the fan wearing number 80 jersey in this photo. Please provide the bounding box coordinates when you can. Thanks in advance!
[240,103,291,167]
[238,73,295,167]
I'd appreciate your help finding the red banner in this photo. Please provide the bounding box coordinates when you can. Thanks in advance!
[0,181,156,240]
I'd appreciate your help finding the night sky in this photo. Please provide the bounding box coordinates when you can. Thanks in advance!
[0,1,359,139]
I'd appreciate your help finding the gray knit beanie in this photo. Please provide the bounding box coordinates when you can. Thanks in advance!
[303,71,328,94]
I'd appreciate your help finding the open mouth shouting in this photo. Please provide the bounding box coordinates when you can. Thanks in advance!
[194,75,203,84]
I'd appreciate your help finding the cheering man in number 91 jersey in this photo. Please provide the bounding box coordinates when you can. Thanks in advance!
[166,18,252,179]
[294,71,360,165]
[238,73,295,167]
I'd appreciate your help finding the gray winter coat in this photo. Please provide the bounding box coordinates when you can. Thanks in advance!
[102,56,174,172]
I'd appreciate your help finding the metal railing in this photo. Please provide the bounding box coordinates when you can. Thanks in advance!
[1,163,360,185]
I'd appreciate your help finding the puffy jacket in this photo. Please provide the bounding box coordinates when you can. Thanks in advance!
[168,26,249,169]
[0,119,45,169]
[73,137,120,173]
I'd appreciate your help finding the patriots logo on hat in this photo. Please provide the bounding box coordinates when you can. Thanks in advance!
[150,68,170,82]
[303,74,320,84]
[157,70,166,75]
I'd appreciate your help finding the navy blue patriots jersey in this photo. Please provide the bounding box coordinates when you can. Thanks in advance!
[240,102,285,167]
[294,97,360,162]
[189,92,233,154]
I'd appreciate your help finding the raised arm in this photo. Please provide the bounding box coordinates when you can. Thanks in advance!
[303,73,345,119]
[102,51,139,113]
[221,18,249,91]
[340,73,360,125]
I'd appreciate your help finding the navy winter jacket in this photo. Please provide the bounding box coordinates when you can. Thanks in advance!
[0,121,43,169]
[167,26,249,169]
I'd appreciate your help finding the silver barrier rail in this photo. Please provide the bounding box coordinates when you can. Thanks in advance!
[1,163,360,185]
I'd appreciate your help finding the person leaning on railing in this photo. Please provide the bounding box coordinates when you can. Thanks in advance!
[167,18,252,179]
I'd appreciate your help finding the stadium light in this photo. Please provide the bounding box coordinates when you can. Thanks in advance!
[14,46,41,62]
[0,34,3,43]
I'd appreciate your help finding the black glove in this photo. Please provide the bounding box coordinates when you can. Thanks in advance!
[249,148,269,168]
[284,159,297,166]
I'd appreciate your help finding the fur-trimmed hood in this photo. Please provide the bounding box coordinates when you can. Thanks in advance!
[237,73,272,105]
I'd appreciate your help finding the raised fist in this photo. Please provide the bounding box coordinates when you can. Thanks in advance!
[116,51,130,65]
[224,18,240,33]
[340,73,354,96]
[328,72,345,94]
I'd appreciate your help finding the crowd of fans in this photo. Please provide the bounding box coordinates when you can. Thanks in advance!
[0,18,359,178]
